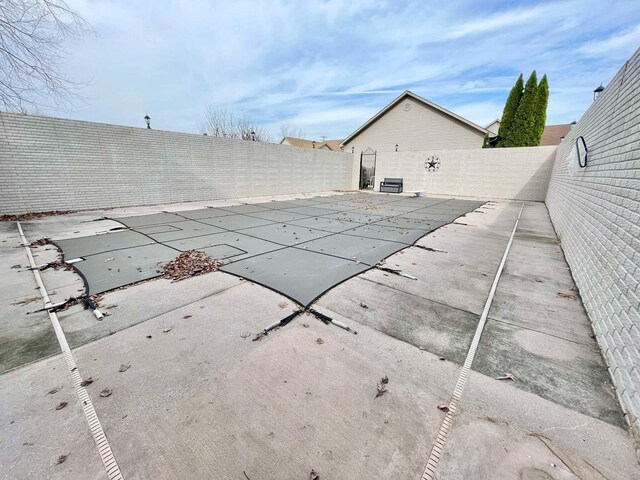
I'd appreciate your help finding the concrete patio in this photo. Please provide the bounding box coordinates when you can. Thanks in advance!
[1,191,638,479]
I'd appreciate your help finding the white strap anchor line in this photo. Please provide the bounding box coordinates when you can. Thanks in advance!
[17,222,124,480]
[420,203,524,480]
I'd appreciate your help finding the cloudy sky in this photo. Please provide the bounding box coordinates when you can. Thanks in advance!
[53,0,640,140]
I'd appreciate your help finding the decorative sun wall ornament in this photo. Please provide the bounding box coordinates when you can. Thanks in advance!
[425,156,440,172]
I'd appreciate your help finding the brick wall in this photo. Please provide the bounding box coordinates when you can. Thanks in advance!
[546,47,640,440]
[370,146,557,200]
[0,113,353,214]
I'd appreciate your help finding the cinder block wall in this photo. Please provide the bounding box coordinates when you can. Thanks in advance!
[371,146,557,200]
[546,48,640,440]
[0,113,353,214]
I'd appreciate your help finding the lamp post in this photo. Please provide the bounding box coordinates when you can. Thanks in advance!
[144,115,151,129]
[593,84,604,101]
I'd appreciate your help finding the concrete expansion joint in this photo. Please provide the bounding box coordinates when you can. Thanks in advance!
[420,203,524,480]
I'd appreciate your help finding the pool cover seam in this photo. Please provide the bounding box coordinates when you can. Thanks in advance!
[218,202,484,307]
[17,221,124,480]
[164,196,457,261]
[420,203,524,480]
[114,196,455,252]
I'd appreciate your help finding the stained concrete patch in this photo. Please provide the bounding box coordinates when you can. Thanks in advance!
[473,320,625,427]
[319,276,480,365]
[0,315,59,373]
[436,368,640,480]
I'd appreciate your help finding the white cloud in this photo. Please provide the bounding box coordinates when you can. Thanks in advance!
[578,24,640,57]
[53,0,640,138]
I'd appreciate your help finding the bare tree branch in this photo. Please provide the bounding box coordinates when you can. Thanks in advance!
[200,107,271,142]
[0,0,90,112]
[278,124,305,140]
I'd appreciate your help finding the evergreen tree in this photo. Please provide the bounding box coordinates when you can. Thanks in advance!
[495,74,523,147]
[509,71,538,146]
[482,132,491,148]
[532,74,549,146]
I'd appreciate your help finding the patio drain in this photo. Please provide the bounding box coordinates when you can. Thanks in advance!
[17,222,124,480]
[420,203,524,480]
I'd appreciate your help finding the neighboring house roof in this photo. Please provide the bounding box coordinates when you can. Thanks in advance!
[280,136,344,151]
[485,119,501,136]
[540,124,572,145]
[322,139,343,151]
[340,90,488,147]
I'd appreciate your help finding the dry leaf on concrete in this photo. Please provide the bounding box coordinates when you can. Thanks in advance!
[80,377,94,387]
[118,362,131,372]
[11,296,40,306]
[375,377,388,399]
[557,292,576,300]
[252,332,267,342]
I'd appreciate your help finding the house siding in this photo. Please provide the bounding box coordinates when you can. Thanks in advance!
[342,97,485,154]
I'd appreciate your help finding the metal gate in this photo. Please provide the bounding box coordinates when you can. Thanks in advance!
[359,147,377,189]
